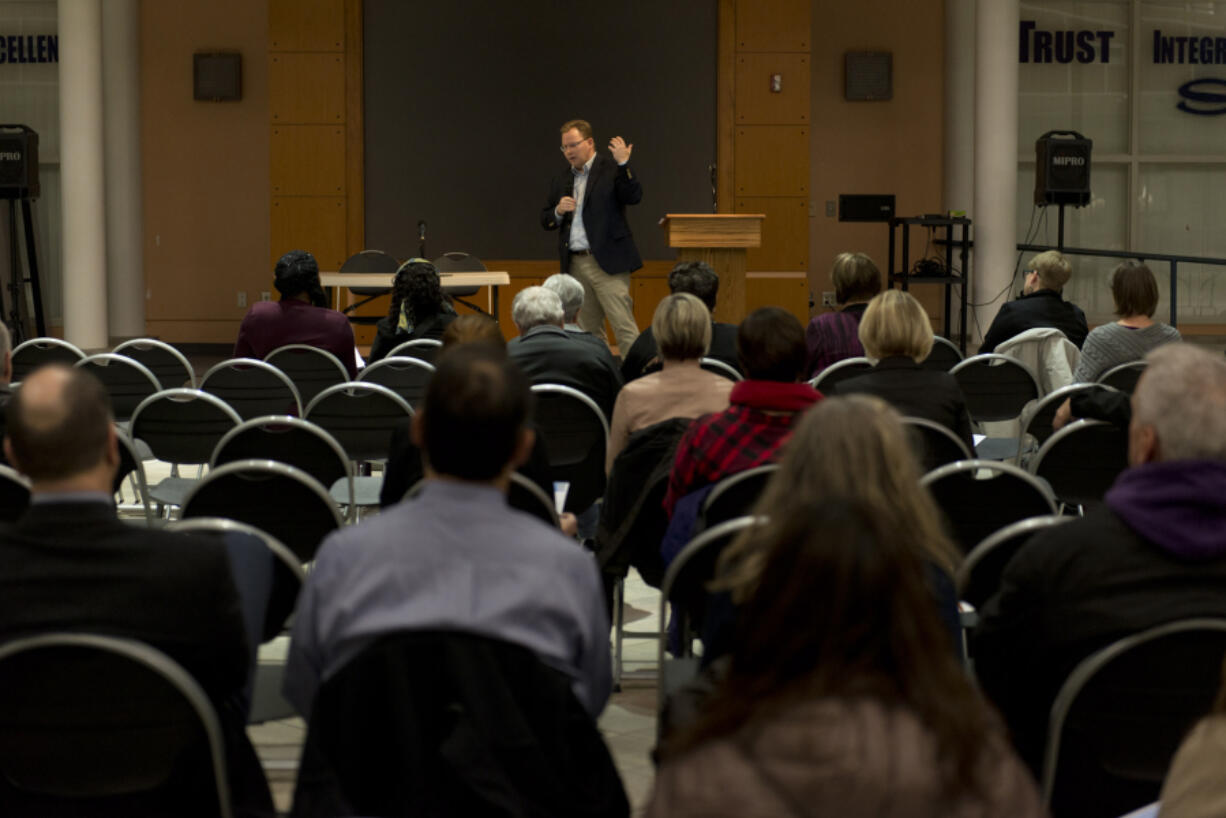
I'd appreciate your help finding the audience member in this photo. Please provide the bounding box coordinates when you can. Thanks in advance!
[234,249,358,377]
[647,499,1042,818]
[974,344,1226,780]
[606,294,733,472]
[835,290,975,453]
[285,345,610,718]
[980,249,1088,353]
[368,258,456,363]
[1158,653,1226,818]
[542,272,609,355]
[1071,260,1181,383]
[379,314,556,517]
[805,251,881,378]
[620,261,740,381]
[507,286,622,419]
[663,307,820,517]
[0,365,271,816]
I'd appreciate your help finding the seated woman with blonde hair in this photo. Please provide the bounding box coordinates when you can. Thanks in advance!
[835,289,975,454]
[648,473,1042,815]
[605,293,733,472]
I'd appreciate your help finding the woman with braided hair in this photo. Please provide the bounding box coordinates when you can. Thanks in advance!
[368,258,457,363]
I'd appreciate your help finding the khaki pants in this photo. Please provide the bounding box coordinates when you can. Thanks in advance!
[569,253,639,351]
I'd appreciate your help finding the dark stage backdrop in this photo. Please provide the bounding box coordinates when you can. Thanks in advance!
[363,1,717,264]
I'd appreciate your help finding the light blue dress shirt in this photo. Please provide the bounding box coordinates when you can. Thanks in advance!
[284,479,612,718]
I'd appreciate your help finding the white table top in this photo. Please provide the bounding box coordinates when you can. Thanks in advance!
[319,271,510,288]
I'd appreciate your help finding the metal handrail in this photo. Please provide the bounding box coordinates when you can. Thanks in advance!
[1017,242,1226,327]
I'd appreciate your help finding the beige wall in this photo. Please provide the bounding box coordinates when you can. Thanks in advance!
[141,0,269,343]
[808,0,946,318]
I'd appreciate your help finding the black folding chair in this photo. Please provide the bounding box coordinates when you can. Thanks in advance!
[199,358,302,420]
[0,633,234,818]
[901,416,973,474]
[957,515,1068,610]
[1096,361,1146,395]
[920,335,964,372]
[264,345,349,408]
[181,459,342,563]
[11,337,84,382]
[112,338,196,390]
[75,354,162,422]
[951,354,1042,426]
[697,464,778,532]
[130,389,243,511]
[210,415,354,521]
[921,459,1058,554]
[658,517,763,720]
[1029,419,1130,510]
[530,384,609,514]
[337,249,398,325]
[292,630,628,818]
[1041,619,1226,818]
[700,357,742,381]
[387,338,443,364]
[358,356,435,409]
[1017,383,1114,462]
[809,356,873,393]
[433,251,487,314]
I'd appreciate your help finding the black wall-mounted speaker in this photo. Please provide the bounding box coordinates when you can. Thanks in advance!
[194,52,242,102]
[0,125,38,200]
[1035,130,1092,207]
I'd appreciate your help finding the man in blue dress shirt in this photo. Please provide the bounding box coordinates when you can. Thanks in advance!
[284,344,612,719]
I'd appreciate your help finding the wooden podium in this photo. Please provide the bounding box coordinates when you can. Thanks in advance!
[659,213,764,323]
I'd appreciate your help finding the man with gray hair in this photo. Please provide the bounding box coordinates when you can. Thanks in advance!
[974,343,1226,794]
[507,286,622,419]
[544,272,610,358]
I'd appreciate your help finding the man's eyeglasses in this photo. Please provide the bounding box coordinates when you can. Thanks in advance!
[560,139,588,152]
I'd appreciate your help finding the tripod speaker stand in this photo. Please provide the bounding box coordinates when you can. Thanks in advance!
[0,125,46,342]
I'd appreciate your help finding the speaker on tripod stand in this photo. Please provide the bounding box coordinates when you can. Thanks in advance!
[0,124,46,341]
[1034,130,1092,251]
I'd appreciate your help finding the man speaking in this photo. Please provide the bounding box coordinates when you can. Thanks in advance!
[541,119,643,351]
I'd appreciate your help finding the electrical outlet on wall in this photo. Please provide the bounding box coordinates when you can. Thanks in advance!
[237,291,247,308]
[260,291,271,301]
[821,291,836,307]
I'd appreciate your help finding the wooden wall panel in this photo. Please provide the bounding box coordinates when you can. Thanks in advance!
[734,126,808,197]
[632,277,673,330]
[269,0,344,51]
[747,273,808,324]
[271,126,346,195]
[344,0,364,255]
[271,197,347,269]
[737,196,808,270]
[717,0,736,213]
[735,53,809,124]
[734,0,809,51]
[270,53,345,123]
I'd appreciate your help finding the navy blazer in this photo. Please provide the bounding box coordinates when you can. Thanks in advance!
[541,153,643,276]
[980,289,1088,353]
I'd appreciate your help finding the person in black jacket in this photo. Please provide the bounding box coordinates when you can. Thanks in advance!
[835,290,975,453]
[541,118,643,351]
[620,261,741,381]
[979,250,1088,353]
[368,258,455,363]
[0,365,272,817]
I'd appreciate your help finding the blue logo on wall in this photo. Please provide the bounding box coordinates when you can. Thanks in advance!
[1176,78,1226,115]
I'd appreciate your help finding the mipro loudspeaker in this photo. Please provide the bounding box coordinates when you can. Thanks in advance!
[1035,130,1091,207]
[0,125,39,200]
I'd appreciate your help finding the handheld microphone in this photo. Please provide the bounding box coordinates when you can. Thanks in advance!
[561,178,574,223]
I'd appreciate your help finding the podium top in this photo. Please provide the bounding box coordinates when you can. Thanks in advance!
[658,213,765,249]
